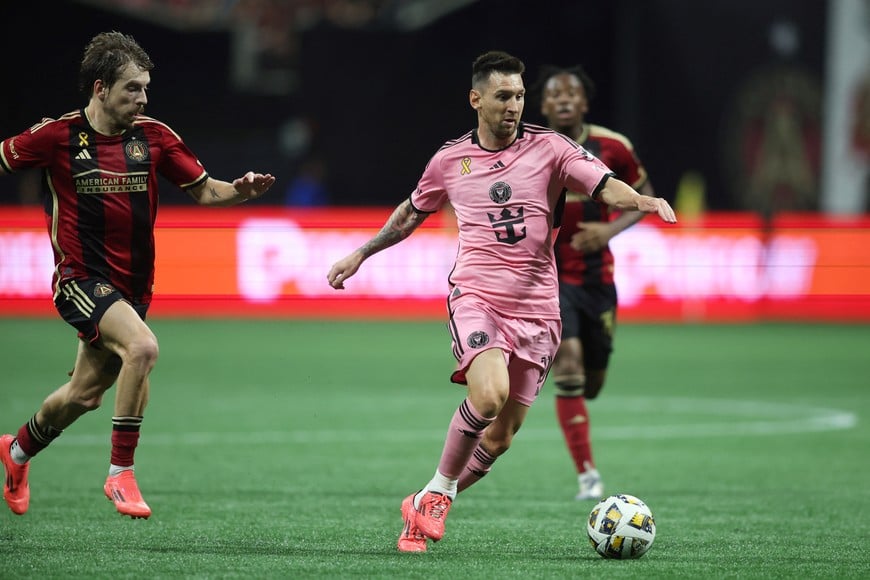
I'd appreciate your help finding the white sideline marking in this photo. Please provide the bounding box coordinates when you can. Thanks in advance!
[50,397,857,447]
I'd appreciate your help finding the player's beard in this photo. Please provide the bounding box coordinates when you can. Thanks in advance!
[114,107,141,131]
[495,117,517,139]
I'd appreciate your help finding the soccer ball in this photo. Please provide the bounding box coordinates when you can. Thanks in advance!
[586,494,656,559]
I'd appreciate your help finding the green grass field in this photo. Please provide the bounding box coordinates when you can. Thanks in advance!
[0,319,868,578]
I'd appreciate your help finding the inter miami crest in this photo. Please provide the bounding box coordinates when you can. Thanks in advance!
[467,331,490,349]
[489,181,512,203]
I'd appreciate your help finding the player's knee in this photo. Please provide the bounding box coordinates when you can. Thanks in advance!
[74,397,102,412]
[67,390,105,412]
[553,374,586,397]
[469,384,508,418]
[482,423,520,456]
[483,436,512,457]
[124,335,159,373]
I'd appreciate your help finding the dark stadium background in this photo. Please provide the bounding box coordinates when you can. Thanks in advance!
[1,0,827,210]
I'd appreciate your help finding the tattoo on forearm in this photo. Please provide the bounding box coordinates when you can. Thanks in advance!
[360,201,426,257]
[208,186,221,200]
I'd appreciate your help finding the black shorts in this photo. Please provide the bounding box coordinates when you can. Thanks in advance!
[558,281,617,371]
[54,278,148,345]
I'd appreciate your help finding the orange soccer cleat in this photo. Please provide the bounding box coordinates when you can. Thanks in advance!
[104,470,151,519]
[0,434,30,515]
[414,491,452,542]
[397,493,427,553]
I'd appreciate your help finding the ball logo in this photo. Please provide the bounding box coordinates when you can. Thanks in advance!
[587,494,656,559]
[93,283,116,298]
[489,181,512,204]
[467,331,490,349]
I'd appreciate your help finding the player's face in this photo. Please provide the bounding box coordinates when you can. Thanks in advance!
[473,72,525,144]
[541,73,588,133]
[101,63,150,133]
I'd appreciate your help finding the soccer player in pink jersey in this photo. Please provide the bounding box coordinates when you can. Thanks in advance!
[0,32,275,519]
[537,64,658,501]
[327,50,675,552]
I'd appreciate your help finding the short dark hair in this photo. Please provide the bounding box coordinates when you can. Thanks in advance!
[532,64,597,103]
[78,31,154,96]
[471,51,525,89]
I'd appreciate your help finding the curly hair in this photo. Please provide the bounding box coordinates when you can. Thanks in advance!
[531,64,596,107]
[78,31,154,96]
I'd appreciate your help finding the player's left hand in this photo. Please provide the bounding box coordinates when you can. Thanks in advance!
[638,196,677,223]
[234,171,276,201]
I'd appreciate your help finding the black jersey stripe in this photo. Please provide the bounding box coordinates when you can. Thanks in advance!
[69,124,111,282]
[447,302,463,359]
[127,126,153,300]
[521,123,585,150]
[437,130,474,152]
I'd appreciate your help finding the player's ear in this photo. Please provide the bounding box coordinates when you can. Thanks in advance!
[94,80,107,100]
[469,89,481,110]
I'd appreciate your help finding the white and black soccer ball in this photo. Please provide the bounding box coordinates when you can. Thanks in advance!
[586,493,656,559]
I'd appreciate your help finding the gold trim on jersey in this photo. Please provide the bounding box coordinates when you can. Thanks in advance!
[0,138,13,171]
[586,123,637,151]
[134,115,185,142]
[179,170,208,190]
[47,173,66,301]
[580,123,649,191]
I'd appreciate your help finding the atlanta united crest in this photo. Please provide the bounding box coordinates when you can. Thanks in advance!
[93,283,116,298]
[125,138,150,162]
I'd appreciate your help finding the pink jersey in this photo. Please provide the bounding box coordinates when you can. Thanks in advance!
[411,123,612,319]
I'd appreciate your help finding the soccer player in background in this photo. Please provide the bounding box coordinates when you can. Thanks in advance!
[327,50,675,552]
[536,64,657,500]
[0,31,275,519]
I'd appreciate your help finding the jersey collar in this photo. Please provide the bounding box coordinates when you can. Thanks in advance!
[471,122,525,152]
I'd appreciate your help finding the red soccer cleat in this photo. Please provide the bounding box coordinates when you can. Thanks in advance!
[0,434,30,515]
[104,470,151,519]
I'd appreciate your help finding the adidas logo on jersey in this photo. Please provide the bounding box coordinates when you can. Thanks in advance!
[74,149,92,160]
[489,161,505,170]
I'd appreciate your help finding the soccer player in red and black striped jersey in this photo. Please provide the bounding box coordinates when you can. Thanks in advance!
[0,31,275,519]
[537,64,657,501]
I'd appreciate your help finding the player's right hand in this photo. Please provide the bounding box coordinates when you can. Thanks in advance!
[327,252,364,289]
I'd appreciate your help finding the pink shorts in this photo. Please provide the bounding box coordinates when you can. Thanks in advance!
[447,297,561,406]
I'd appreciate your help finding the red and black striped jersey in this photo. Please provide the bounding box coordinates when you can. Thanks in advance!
[554,123,648,286]
[0,109,207,304]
